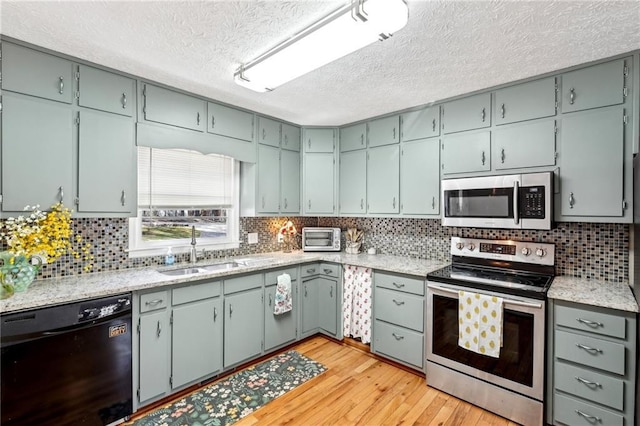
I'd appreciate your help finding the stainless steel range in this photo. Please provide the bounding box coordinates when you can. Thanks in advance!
[426,237,555,426]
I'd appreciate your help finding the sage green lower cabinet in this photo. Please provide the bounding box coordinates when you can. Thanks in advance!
[339,150,367,214]
[264,268,298,351]
[301,275,320,337]
[441,130,491,175]
[367,145,400,214]
[300,263,341,339]
[400,138,440,216]
[317,277,338,335]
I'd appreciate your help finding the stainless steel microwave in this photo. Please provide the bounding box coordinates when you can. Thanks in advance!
[441,172,554,230]
[302,227,341,252]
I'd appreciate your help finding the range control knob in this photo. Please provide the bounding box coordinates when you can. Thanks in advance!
[467,243,476,251]
[521,247,531,256]
[456,242,464,250]
[535,248,546,258]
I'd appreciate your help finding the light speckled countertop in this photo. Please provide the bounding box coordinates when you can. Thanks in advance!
[548,276,639,313]
[0,251,447,313]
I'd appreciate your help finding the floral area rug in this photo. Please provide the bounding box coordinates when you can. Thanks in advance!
[133,350,327,426]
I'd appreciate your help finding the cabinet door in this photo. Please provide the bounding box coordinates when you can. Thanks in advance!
[257,144,280,214]
[494,77,556,125]
[281,149,300,213]
[143,84,205,132]
[442,93,491,134]
[339,150,367,214]
[559,108,624,217]
[301,278,319,335]
[2,94,73,211]
[368,115,400,147]
[367,145,400,214]
[304,153,335,214]
[258,116,281,147]
[340,123,367,152]
[224,288,263,368]
[172,298,222,388]
[281,123,301,152]
[304,128,335,153]
[401,139,440,215]
[401,107,440,142]
[77,110,135,213]
[264,284,297,351]
[441,131,491,175]
[2,42,74,104]
[78,65,135,117]
[561,59,627,113]
[207,102,254,142]
[318,277,337,335]
[139,310,169,402]
[493,120,556,171]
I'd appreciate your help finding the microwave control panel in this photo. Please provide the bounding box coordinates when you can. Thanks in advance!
[520,186,545,218]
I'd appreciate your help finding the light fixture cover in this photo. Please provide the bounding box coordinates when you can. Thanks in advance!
[235,0,409,92]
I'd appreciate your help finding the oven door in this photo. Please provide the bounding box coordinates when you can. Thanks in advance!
[426,281,545,400]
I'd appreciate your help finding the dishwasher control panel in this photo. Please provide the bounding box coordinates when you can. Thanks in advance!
[78,296,131,322]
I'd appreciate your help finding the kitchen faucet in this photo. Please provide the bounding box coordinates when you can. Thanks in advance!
[190,226,198,264]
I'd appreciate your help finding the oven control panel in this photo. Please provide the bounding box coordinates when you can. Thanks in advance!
[451,237,554,266]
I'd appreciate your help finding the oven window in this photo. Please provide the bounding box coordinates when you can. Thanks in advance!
[445,188,514,218]
[431,294,534,387]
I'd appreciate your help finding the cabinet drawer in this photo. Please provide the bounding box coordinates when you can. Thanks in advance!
[373,320,423,369]
[375,272,424,295]
[319,263,340,278]
[78,65,136,116]
[555,330,625,375]
[555,361,624,410]
[374,288,423,332]
[224,274,263,295]
[301,263,320,278]
[555,302,626,339]
[172,281,221,305]
[140,290,169,313]
[561,58,627,113]
[554,393,623,426]
[265,268,298,285]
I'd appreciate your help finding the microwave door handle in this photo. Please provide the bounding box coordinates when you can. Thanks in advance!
[513,181,520,226]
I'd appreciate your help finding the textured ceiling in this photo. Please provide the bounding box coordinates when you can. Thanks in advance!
[1,1,639,126]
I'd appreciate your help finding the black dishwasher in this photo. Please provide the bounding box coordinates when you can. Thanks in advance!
[1,294,133,425]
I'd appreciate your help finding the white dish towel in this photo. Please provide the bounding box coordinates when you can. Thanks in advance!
[458,290,503,358]
[274,273,292,315]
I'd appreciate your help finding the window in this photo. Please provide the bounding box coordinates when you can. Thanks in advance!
[129,147,240,257]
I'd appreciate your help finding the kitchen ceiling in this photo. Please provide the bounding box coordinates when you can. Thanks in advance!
[1,1,639,127]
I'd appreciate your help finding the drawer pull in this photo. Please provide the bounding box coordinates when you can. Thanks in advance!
[323,268,333,275]
[306,268,316,274]
[392,282,405,289]
[576,343,603,354]
[575,376,602,389]
[577,318,604,328]
[392,299,405,306]
[145,299,163,306]
[575,409,601,423]
[392,333,404,340]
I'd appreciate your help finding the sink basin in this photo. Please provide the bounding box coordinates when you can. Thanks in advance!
[159,267,206,276]
[201,262,240,272]
[159,261,240,276]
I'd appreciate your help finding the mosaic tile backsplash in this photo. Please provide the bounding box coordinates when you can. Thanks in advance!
[1,216,630,282]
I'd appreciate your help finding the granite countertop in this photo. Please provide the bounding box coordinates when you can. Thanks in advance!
[0,251,447,314]
[548,276,639,313]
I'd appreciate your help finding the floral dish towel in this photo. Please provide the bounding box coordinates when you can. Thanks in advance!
[343,265,372,343]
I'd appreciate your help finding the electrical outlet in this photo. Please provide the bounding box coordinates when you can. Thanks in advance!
[277,233,284,243]
[247,232,258,244]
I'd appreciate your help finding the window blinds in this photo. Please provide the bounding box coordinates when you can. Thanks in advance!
[138,147,234,208]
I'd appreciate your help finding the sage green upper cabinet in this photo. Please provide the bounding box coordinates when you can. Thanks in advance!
[142,83,205,132]
[340,123,367,152]
[339,150,367,214]
[441,131,491,175]
[77,65,135,117]
[561,58,627,113]
[442,93,491,134]
[257,144,280,213]
[258,116,281,147]
[304,128,335,153]
[559,108,624,218]
[367,145,400,214]
[494,77,556,125]
[401,107,440,142]
[401,139,440,215]
[207,102,254,142]
[492,120,556,171]
[2,94,73,211]
[280,149,300,213]
[281,123,301,151]
[77,110,135,213]
[2,42,74,104]
[304,153,335,214]
[368,115,400,147]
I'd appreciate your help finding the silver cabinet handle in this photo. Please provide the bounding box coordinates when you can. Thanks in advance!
[308,199,311,210]
[156,320,162,337]
[431,196,435,210]
[577,318,604,328]
[392,299,405,306]
[360,133,364,145]
[211,115,215,128]
[432,118,436,132]
[284,198,288,209]
[501,148,505,163]
[59,76,64,94]
[360,199,364,210]
[284,134,288,145]
[392,282,405,288]
[393,127,396,140]
[392,197,396,209]
[308,138,311,149]
[575,376,602,388]
[500,103,505,118]
[481,107,486,122]
[307,268,316,274]
[304,286,308,297]
[122,93,127,109]
[569,192,575,209]
[229,303,233,317]
[392,333,404,340]
[262,128,266,140]
[569,88,576,105]
[576,343,603,354]
[121,190,126,206]
[323,268,333,274]
[269,293,272,306]
[197,112,200,125]
[214,307,218,321]
[481,151,486,166]
[575,410,601,423]
[330,287,333,298]
[145,299,163,306]
[59,186,64,202]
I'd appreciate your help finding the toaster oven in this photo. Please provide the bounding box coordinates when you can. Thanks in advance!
[302,227,341,252]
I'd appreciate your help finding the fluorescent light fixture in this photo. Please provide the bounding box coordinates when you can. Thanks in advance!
[235,0,409,92]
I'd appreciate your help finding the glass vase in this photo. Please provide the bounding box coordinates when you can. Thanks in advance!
[0,252,42,294]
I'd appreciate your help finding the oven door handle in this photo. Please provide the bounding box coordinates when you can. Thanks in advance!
[427,283,543,309]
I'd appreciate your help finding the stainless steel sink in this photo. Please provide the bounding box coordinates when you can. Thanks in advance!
[159,267,206,276]
[159,261,240,276]
[201,262,240,272]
